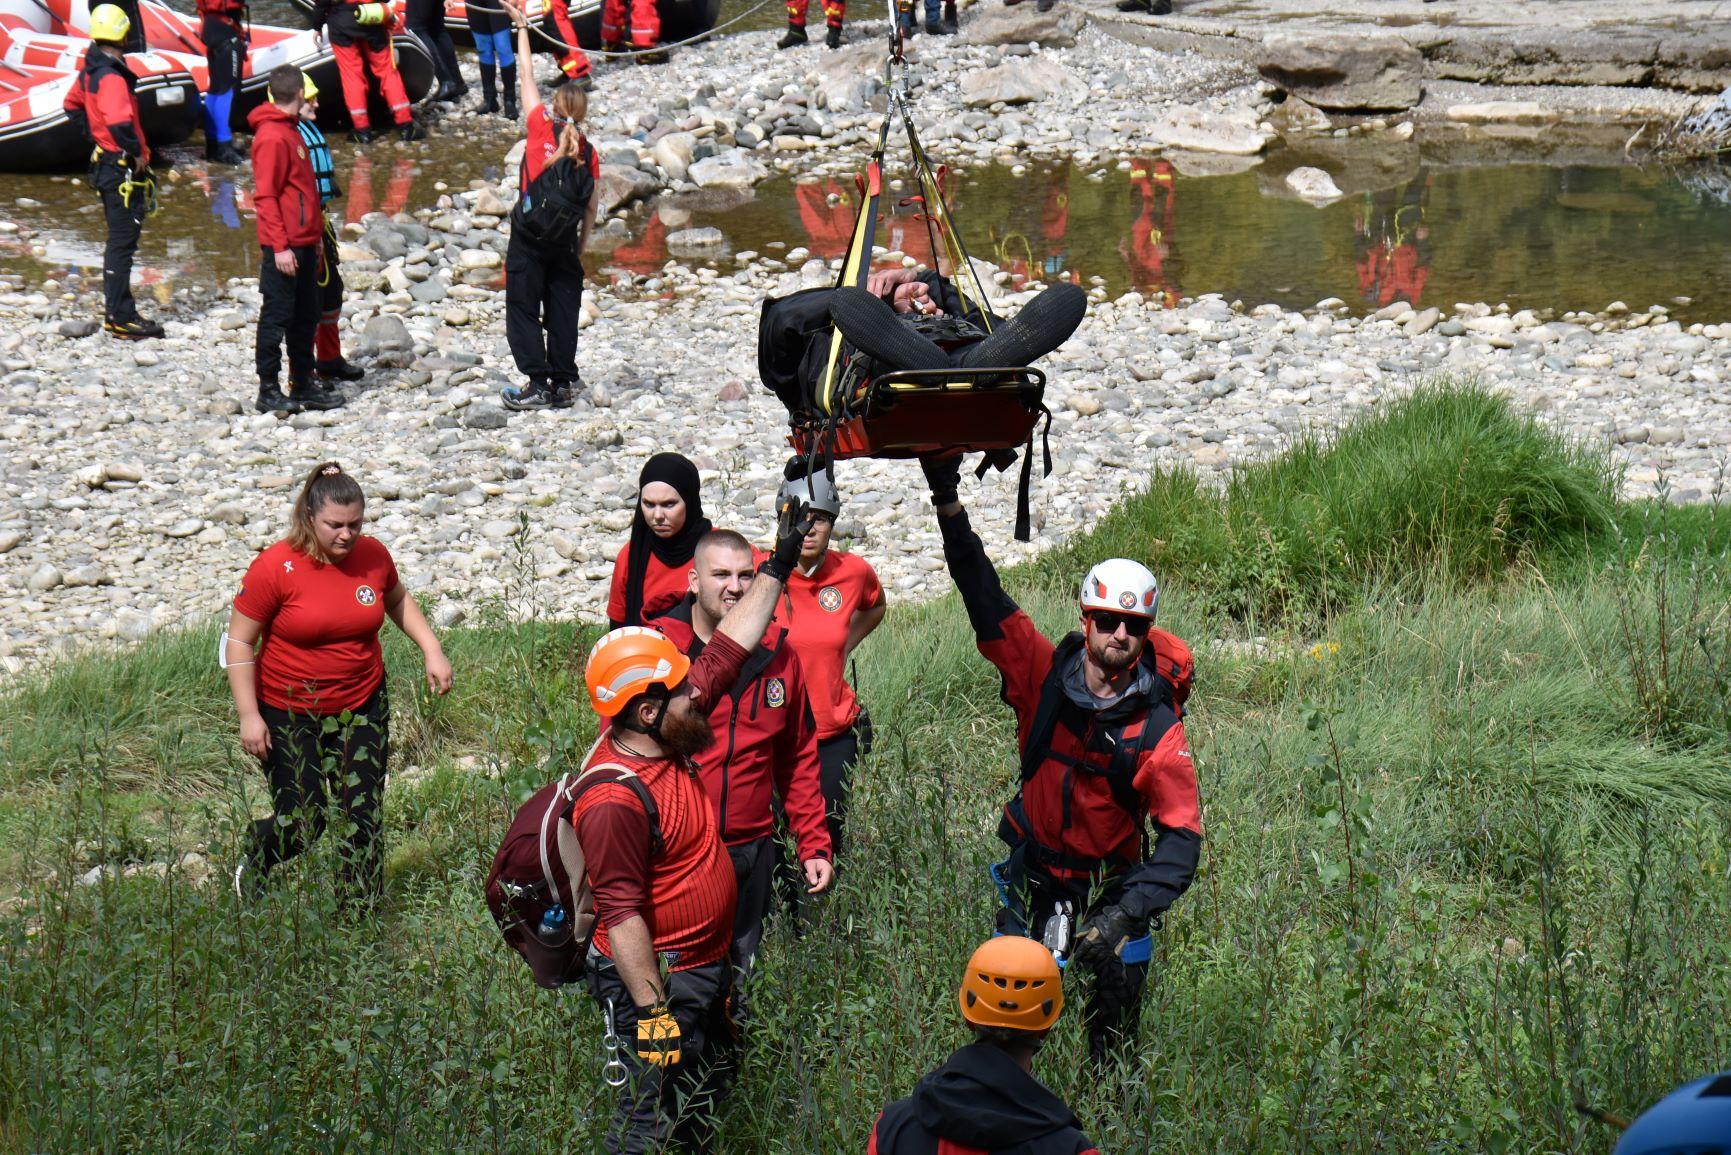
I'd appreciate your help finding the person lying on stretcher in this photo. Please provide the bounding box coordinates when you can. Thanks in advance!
[757,267,1087,417]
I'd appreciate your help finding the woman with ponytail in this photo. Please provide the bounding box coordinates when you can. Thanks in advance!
[224,462,453,903]
[499,0,599,412]
[608,452,713,628]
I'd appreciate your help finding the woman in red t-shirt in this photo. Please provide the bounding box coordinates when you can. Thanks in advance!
[498,1,601,413]
[224,461,453,901]
[608,451,713,628]
[777,471,886,858]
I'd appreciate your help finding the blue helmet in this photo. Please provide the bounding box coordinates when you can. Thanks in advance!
[1612,1073,1731,1155]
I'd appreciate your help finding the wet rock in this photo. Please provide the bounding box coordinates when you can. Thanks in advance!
[653,132,697,181]
[28,563,63,592]
[667,227,725,252]
[1445,101,1559,124]
[597,163,659,214]
[1284,166,1343,203]
[363,314,413,351]
[1147,106,1270,156]
[59,318,100,338]
[1258,32,1424,112]
[961,4,1084,48]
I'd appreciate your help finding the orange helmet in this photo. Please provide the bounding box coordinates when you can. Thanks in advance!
[584,627,691,718]
[958,936,1063,1034]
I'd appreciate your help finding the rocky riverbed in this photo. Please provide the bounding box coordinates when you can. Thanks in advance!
[1,17,1728,673]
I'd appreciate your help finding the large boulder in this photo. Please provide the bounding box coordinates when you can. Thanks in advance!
[961,58,1087,107]
[652,131,697,182]
[689,150,769,190]
[596,163,659,215]
[960,4,1084,48]
[1284,166,1344,204]
[1147,106,1271,156]
[810,42,883,111]
[1258,33,1424,112]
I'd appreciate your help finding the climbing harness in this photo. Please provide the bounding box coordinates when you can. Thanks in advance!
[96,151,159,215]
[784,0,1053,540]
[601,998,630,1087]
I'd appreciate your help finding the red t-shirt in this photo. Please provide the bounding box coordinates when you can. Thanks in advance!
[233,538,399,715]
[521,107,601,191]
[571,634,751,971]
[780,550,884,740]
[607,542,694,629]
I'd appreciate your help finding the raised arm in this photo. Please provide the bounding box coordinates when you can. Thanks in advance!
[502,0,542,114]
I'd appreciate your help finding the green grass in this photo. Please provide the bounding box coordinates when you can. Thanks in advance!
[2,383,1729,1152]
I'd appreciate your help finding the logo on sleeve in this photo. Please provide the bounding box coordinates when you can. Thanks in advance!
[355,585,377,606]
[817,586,843,613]
[284,560,294,574]
[764,677,786,709]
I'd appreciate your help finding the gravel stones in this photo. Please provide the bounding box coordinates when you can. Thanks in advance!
[59,318,100,338]
[362,315,413,351]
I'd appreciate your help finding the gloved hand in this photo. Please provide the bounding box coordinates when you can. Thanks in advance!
[759,494,814,583]
[1069,904,1147,969]
[920,453,962,508]
[635,1003,682,1067]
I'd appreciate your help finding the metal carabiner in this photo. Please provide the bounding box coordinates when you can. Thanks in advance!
[601,999,630,1088]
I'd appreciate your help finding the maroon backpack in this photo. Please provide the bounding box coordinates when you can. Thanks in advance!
[485,750,664,989]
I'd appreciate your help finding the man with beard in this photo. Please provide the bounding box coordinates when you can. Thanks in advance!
[653,529,833,986]
[919,453,1202,1065]
[573,500,814,1154]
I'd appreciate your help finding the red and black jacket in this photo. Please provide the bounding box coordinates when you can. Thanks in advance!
[64,46,149,166]
[309,0,397,46]
[196,0,246,24]
[940,508,1201,924]
[654,599,833,864]
[867,1042,1099,1155]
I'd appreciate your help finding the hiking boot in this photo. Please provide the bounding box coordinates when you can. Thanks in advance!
[291,379,346,410]
[926,16,957,33]
[501,92,519,119]
[206,139,247,165]
[104,316,164,340]
[398,119,426,142]
[352,127,376,144]
[602,38,627,53]
[549,374,581,408]
[825,23,843,47]
[479,94,500,114]
[635,48,670,64]
[777,23,808,49]
[435,79,469,102]
[501,379,556,410]
[502,64,520,118]
[316,357,365,381]
[256,380,299,414]
[828,287,949,372]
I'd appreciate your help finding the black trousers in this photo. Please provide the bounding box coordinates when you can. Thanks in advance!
[246,685,389,901]
[587,957,737,1155]
[92,160,146,322]
[405,0,463,88]
[201,14,244,95]
[504,231,583,386]
[777,710,871,922]
[256,243,321,385]
[726,836,777,986]
[996,867,1149,1064]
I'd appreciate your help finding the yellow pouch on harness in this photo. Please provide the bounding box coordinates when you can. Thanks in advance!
[354,2,389,24]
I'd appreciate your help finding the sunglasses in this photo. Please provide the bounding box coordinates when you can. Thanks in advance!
[1088,611,1152,638]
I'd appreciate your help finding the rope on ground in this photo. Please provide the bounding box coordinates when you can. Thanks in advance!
[460,0,781,60]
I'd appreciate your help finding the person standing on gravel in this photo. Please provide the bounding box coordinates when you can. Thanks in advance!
[773,470,884,907]
[467,0,519,117]
[498,0,598,412]
[295,73,367,387]
[575,495,816,1153]
[250,66,344,416]
[63,5,165,342]
[778,0,845,50]
[224,461,453,904]
[919,452,1202,1064]
[196,0,249,165]
[405,0,468,104]
[308,0,425,142]
[609,452,714,629]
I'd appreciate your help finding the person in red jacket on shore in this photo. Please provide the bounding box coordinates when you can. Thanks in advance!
[225,461,452,904]
[653,528,834,983]
[308,0,424,143]
[609,452,713,629]
[574,497,815,1154]
[63,4,164,341]
[920,451,1202,1065]
[249,66,343,416]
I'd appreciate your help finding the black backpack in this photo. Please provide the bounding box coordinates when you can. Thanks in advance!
[511,140,595,250]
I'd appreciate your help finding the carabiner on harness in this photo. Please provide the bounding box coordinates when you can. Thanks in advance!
[117,168,159,216]
[601,999,630,1087]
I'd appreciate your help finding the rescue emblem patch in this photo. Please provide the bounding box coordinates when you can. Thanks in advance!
[765,676,786,708]
[1118,591,1137,609]
[356,585,377,606]
[818,585,844,612]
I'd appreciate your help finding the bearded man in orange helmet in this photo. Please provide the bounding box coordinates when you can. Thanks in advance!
[574,493,815,1155]
[868,936,1099,1155]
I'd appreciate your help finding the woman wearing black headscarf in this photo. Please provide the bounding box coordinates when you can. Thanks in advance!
[608,452,714,628]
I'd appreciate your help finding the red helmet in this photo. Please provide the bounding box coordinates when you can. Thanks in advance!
[584,628,690,717]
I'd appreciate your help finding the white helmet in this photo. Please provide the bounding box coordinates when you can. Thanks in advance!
[1080,558,1159,620]
[781,470,841,518]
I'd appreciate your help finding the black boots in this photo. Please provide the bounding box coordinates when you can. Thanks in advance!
[434,39,468,100]
[205,138,246,165]
[478,62,499,114]
[777,23,808,48]
[399,119,426,141]
[825,22,843,47]
[1116,0,1172,11]
[501,64,519,118]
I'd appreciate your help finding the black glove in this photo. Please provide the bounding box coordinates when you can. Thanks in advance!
[1069,904,1147,969]
[759,494,813,583]
[920,453,962,508]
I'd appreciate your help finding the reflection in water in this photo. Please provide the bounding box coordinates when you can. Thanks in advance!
[1125,158,1178,307]
[1354,169,1431,309]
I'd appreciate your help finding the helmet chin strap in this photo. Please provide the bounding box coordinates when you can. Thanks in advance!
[644,695,670,738]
